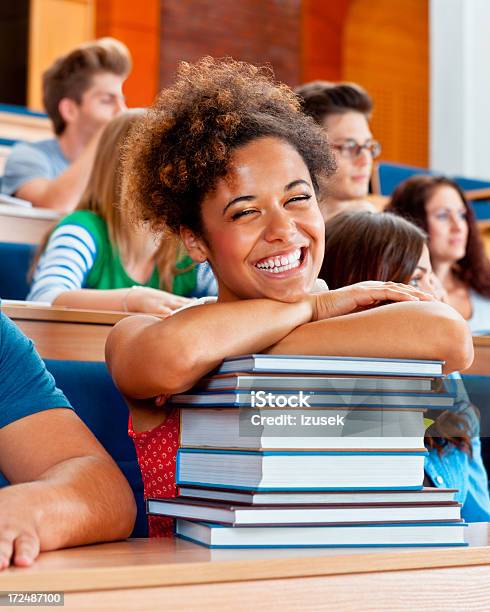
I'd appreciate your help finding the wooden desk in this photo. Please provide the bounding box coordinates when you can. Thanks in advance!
[464,335,490,376]
[1,303,127,361]
[0,204,59,244]
[0,523,489,610]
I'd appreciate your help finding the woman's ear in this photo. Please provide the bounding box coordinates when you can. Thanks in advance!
[181,227,209,263]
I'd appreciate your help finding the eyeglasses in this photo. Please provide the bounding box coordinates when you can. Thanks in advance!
[331,139,382,160]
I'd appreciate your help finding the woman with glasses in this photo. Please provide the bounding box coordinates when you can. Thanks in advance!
[295,81,381,220]
[387,175,490,333]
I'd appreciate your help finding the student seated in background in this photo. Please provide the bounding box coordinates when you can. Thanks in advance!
[1,38,131,212]
[28,110,216,314]
[105,57,473,536]
[387,175,490,333]
[0,311,135,568]
[295,81,380,220]
[320,210,490,522]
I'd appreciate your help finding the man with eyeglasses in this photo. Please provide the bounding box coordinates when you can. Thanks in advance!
[295,81,381,220]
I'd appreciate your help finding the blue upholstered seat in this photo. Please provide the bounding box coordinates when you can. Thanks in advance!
[44,359,148,537]
[0,241,36,300]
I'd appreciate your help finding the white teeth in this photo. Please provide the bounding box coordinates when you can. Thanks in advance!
[255,248,303,272]
[288,249,301,264]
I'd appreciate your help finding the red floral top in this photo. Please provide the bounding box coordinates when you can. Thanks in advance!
[128,407,180,537]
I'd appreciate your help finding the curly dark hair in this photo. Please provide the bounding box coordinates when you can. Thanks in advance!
[387,175,490,298]
[122,57,336,237]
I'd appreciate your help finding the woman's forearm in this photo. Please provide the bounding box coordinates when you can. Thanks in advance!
[53,289,130,311]
[268,301,473,374]
[106,298,314,398]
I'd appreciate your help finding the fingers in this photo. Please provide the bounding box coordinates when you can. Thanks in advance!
[0,530,39,570]
[12,533,40,567]
[154,305,173,317]
[0,534,14,570]
[161,294,194,310]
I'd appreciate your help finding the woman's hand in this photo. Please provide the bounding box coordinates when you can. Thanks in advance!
[311,281,435,321]
[124,286,194,315]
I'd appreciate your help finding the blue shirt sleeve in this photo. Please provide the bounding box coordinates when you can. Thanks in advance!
[191,261,218,298]
[1,142,52,196]
[0,312,72,428]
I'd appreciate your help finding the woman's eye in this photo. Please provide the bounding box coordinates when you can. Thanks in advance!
[409,278,420,287]
[286,194,312,205]
[231,209,257,220]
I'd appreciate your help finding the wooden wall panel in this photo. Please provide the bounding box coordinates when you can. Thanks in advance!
[159,0,301,88]
[342,0,429,168]
[28,0,95,111]
[301,0,351,83]
[95,0,159,107]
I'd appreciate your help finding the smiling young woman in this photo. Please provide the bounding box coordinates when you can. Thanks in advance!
[106,57,474,537]
[387,175,490,332]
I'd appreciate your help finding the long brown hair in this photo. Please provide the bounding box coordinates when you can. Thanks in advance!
[387,175,490,297]
[321,211,426,289]
[32,109,187,289]
[321,210,473,454]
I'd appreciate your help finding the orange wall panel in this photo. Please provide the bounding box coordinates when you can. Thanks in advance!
[96,0,159,107]
[301,0,351,83]
[342,0,429,167]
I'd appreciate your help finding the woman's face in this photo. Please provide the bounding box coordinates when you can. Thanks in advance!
[409,244,436,296]
[425,185,468,265]
[184,137,325,302]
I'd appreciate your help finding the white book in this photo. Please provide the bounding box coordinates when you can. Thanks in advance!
[171,390,453,408]
[180,408,427,450]
[176,519,467,548]
[177,486,458,506]
[147,497,462,526]
[217,355,444,377]
[176,449,427,490]
[197,374,435,393]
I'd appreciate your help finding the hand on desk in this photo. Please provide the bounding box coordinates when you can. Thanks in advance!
[0,484,42,568]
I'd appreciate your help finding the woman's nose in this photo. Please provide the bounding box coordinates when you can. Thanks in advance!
[264,208,296,241]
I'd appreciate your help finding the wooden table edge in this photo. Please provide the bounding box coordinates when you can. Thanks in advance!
[3,544,490,592]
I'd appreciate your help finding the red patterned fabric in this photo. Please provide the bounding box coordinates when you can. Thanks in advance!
[129,407,180,537]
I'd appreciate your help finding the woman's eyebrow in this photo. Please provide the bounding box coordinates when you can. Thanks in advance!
[415,266,428,273]
[223,195,255,214]
[285,179,311,191]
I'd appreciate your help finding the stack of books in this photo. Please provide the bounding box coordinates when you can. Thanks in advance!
[148,354,466,548]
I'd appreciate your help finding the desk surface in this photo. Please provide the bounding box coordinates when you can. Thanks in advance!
[1,523,489,593]
[1,303,128,361]
[1,302,126,326]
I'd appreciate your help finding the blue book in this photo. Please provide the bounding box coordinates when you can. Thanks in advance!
[215,355,444,377]
[176,519,467,548]
[176,449,428,491]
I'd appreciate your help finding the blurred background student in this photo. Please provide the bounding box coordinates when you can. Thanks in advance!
[387,176,490,333]
[320,210,490,522]
[28,109,217,314]
[1,38,131,212]
[295,81,381,220]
